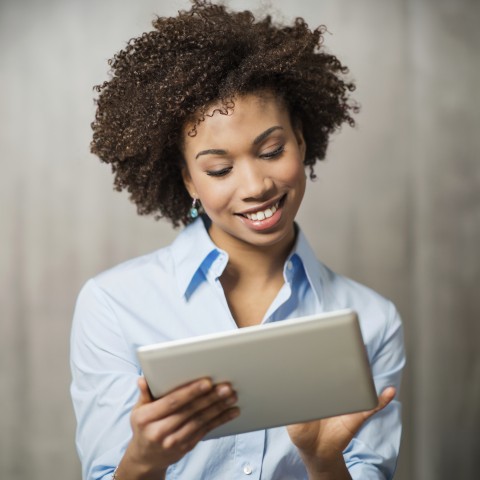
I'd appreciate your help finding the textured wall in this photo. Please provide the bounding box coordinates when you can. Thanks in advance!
[407,0,480,477]
[1,0,479,479]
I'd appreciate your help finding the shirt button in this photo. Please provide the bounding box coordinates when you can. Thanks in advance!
[287,260,293,270]
[243,464,253,475]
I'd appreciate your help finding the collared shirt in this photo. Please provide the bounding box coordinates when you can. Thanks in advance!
[70,217,405,480]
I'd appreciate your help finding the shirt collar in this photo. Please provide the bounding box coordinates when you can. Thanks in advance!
[170,216,226,297]
[287,227,326,307]
[170,217,326,305]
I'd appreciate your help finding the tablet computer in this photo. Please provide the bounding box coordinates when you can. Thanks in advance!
[137,309,377,440]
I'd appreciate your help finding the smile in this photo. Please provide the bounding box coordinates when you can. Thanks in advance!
[237,195,286,221]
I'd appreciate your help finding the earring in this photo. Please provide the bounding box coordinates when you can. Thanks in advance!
[189,198,199,219]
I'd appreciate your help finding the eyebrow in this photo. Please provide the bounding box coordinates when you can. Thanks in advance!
[195,148,227,159]
[253,126,283,145]
[195,126,284,159]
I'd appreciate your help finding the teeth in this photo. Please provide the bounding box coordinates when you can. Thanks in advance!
[244,201,279,221]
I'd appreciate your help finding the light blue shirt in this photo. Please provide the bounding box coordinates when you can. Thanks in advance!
[70,217,405,480]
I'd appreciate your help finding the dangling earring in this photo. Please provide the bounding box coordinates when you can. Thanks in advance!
[189,198,199,219]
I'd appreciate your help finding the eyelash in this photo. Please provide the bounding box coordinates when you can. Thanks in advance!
[206,167,232,177]
[260,145,285,159]
[206,145,285,177]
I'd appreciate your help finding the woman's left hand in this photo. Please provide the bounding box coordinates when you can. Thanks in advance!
[287,387,396,474]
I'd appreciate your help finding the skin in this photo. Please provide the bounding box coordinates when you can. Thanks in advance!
[182,93,307,257]
[115,92,395,479]
[182,92,308,326]
[287,386,396,479]
[118,378,239,479]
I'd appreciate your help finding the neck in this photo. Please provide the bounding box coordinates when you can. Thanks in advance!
[209,224,297,282]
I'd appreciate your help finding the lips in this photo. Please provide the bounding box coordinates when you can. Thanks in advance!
[236,195,286,221]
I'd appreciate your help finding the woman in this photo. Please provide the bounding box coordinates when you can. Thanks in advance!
[71,1,405,479]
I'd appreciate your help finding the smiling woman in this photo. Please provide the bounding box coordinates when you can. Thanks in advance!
[181,92,306,252]
[71,1,405,479]
[89,0,356,227]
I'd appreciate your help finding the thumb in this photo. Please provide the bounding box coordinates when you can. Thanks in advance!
[367,386,396,419]
[377,386,396,408]
[137,376,154,405]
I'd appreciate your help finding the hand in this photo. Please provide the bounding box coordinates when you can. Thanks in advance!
[287,387,396,470]
[119,377,240,479]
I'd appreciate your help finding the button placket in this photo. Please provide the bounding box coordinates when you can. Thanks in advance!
[234,431,264,480]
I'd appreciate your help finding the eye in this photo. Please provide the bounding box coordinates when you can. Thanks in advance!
[206,167,232,177]
[260,145,285,159]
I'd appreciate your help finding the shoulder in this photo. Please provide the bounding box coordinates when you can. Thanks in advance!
[294,228,399,332]
[73,243,180,327]
[93,245,174,291]
[321,262,394,317]
[72,243,183,353]
[316,261,403,355]
[87,218,211,301]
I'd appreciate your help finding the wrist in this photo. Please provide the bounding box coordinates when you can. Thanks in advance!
[114,464,167,480]
[300,451,351,480]
[116,446,168,480]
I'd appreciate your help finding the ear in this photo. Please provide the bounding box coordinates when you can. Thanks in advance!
[181,165,197,199]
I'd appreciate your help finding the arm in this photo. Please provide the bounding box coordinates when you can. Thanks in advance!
[288,388,396,480]
[71,279,140,479]
[115,377,239,479]
[70,279,239,479]
[288,303,405,479]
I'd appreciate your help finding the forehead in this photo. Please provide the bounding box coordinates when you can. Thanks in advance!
[183,93,292,148]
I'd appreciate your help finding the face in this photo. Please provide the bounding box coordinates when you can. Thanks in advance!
[181,92,306,253]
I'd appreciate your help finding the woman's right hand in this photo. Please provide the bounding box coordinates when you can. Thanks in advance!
[117,376,239,479]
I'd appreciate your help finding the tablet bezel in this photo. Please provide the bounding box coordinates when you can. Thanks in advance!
[137,309,377,439]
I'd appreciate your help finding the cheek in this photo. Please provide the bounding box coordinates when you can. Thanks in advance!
[193,178,233,210]
[281,155,306,186]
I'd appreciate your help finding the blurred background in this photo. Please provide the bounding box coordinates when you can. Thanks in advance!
[1,0,479,478]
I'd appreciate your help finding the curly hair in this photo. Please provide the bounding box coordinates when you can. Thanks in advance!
[91,0,357,227]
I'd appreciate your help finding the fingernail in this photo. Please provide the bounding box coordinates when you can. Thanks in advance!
[200,379,212,392]
[217,385,231,398]
[229,408,240,419]
[224,395,237,406]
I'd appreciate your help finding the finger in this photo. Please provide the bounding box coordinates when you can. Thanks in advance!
[137,377,154,406]
[191,406,241,446]
[376,386,396,410]
[156,378,217,416]
[132,378,213,425]
[366,386,397,418]
[157,384,237,438]
[163,404,240,450]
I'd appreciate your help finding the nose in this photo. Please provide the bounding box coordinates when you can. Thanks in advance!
[238,159,274,201]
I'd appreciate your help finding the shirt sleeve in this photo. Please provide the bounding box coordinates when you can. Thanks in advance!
[343,302,406,480]
[70,279,141,480]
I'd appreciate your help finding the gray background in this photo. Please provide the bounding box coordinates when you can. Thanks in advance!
[1,0,479,479]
